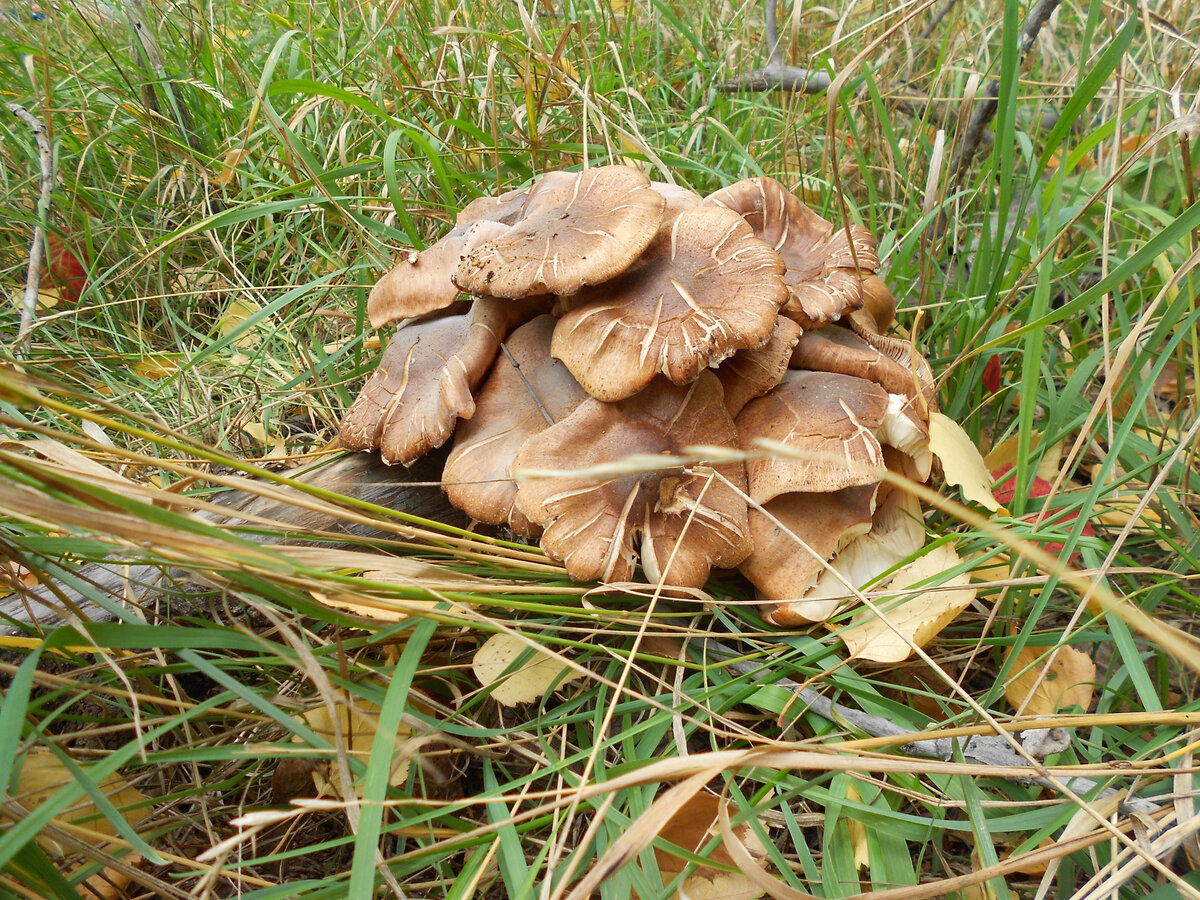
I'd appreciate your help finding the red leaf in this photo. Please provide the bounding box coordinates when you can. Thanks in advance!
[982,356,1001,395]
[42,233,89,304]
[991,464,1094,559]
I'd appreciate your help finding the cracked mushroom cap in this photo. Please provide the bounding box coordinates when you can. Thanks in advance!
[705,176,879,329]
[366,186,530,328]
[512,372,750,587]
[737,369,889,504]
[741,483,878,614]
[442,315,589,537]
[550,206,787,401]
[339,297,541,465]
[454,166,666,299]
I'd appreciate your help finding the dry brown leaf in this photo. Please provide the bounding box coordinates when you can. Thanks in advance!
[472,633,585,707]
[5,748,149,857]
[840,543,978,663]
[653,791,768,900]
[298,699,414,797]
[929,412,1003,512]
[1005,645,1096,716]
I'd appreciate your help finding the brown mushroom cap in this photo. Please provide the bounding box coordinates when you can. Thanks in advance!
[513,372,750,587]
[736,369,889,504]
[339,297,540,464]
[718,315,803,417]
[789,326,935,479]
[705,176,879,329]
[366,185,532,329]
[782,475,926,620]
[741,484,878,610]
[846,274,896,334]
[550,206,787,401]
[366,219,511,328]
[789,325,928,403]
[442,315,589,536]
[454,166,666,299]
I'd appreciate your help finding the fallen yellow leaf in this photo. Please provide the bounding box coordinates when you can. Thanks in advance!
[1005,644,1095,716]
[298,698,414,797]
[654,791,768,900]
[5,748,149,856]
[472,633,585,707]
[840,543,978,663]
[929,412,1003,512]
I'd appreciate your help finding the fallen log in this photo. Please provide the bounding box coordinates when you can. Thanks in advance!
[0,450,466,634]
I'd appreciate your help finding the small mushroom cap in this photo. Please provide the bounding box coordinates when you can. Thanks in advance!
[455,184,532,229]
[513,372,750,587]
[742,483,878,609]
[339,297,539,465]
[849,274,896,334]
[366,219,511,328]
[790,326,934,479]
[737,369,889,504]
[705,176,879,328]
[454,166,666,299]
[789,325,928,403]
[718,315,803,417]
[551,206,787,401]
[442,315,589,536]
[776,475,926,621]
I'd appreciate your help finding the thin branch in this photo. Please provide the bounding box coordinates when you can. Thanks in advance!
[710,643,1161,814]
[719,0,831,94]
[949,0,1061,183]
[6,103,55,355]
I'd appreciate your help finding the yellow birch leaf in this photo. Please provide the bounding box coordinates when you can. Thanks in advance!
[929,412,1003,512]
[472,633,584,707]
[5,748,149,856]
[983,432,1063,482]
[1004,645,1096,716]
[218,297,262,348]
[841,543,978,663]
[298,699,414,796]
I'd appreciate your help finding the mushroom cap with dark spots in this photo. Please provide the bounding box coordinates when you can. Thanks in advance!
[550,206,787,401]
[454,166,666,299]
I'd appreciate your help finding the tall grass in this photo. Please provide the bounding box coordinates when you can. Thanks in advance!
[2,0,1199,897]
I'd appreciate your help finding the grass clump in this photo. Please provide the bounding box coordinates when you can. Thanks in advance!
[2,0,1200,897]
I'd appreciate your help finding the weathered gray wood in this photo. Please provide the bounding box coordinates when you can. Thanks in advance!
[1,451,466,634]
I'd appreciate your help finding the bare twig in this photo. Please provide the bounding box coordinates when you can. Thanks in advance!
[719,0,831,94]
[711,643,1162,814]
[6,103,55,355]
[949,0,1061,183]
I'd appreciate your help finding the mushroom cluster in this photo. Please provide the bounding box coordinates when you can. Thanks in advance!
[340,166,936,625]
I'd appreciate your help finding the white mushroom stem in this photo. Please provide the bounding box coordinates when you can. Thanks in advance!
[875,394,933,481]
